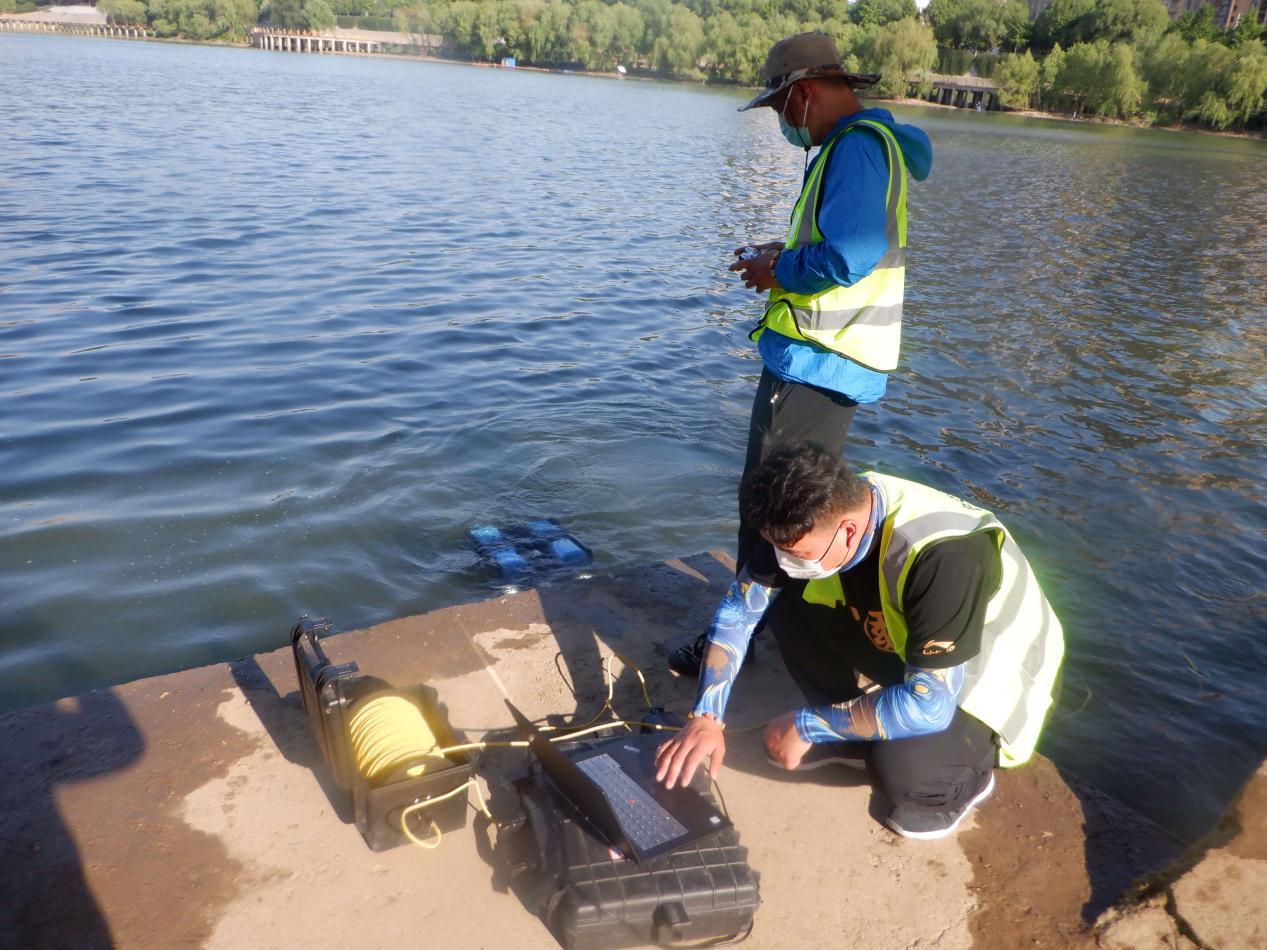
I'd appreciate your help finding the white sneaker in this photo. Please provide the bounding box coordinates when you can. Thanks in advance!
[884,772,996,840]
[767,741,869,772]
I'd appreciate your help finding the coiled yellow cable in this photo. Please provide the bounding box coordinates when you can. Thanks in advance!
[348,691,492,851]
[348,693,448,784]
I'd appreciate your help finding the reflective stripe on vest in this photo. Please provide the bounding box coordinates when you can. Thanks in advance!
[753,119,908,373]
[801,473,1065,767]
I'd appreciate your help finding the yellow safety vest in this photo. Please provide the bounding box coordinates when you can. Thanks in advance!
[803,473,1064,767]
[752,119,908,373]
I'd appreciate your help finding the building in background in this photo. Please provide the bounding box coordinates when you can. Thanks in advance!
[1211,0,1267,25]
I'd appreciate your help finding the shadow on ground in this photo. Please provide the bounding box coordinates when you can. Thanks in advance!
[0,673,143,949]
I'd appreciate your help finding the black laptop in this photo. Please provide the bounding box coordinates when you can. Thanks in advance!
[505,699,731,863]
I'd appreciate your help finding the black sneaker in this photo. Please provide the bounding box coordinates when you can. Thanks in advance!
[666,631,756,678]
[884,772,996,840]
[767,740,869,772]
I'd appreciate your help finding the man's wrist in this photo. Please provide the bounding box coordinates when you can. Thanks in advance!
[794,708,815,743]
[688,710,725,729]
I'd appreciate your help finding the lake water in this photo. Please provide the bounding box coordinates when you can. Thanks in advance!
[2,32,1264,842]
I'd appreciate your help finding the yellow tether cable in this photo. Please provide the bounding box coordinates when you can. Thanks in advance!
[349,651,766,850]
[348,693,447,784]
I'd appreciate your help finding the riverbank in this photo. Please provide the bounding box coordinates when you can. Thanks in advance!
[6,21,1262,140]
[887,95,1267,140]
[0,551,1215,948]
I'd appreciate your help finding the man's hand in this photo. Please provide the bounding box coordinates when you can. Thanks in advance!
[732,241,782,258]
[729,250,781,293]
[764,710,812,770]
[654,715,725,790]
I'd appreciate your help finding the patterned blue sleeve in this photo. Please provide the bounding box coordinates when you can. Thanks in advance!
[692,569,776,723]
[795,664,965,743]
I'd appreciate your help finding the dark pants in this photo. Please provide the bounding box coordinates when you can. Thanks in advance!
[766,585,997,813]
[737,368,858,586]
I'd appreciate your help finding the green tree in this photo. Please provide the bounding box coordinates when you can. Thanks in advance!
[1183,37,1235,116]
[974,50,1002,76]
[995,49,1039,107]
[1030,0,1095,52]
[150,0,258,38]
[1170,4,1219,45]
[704,9,777,80]
[1053,39,1143,116]
[1182,36,1267,127]
[1086,0,1167,45]
[650,4,704,77]
[848,0,917,28]
[1039,41,1065,105]
[1097,40,1144,115]
[610,2,645,68]
[1229,14,1264,47]
[1224,39,1267,123]
[99,0,149,23]
[925,0,1029,52]
[820,17,864,71]
[857,16,937,96]
[1140,31,1191,116]
[1052,39,1102,111]
[937,46,974,73]
[264,0,334,30]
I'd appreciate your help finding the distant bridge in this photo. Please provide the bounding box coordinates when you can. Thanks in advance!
[913,73,1001,112]
[249,27,442,55]
[0,15,151,39]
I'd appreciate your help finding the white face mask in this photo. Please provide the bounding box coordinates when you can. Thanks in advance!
[774,523,844,580]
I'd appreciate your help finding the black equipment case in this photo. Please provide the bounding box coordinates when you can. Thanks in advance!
[497,760,761,949]
[290,617,476,852]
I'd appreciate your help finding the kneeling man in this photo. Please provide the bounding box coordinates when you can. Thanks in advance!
[656,443,1064,839]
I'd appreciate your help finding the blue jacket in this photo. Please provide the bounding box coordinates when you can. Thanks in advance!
[763,108,933,402]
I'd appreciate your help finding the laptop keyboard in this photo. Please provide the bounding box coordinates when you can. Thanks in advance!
[576,753,689,851]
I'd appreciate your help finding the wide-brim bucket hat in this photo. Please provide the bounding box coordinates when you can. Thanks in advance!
[739,32,881,111]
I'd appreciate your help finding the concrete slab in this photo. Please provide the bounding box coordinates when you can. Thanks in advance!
[1097,760,1267,950]
[0,553,1184,949]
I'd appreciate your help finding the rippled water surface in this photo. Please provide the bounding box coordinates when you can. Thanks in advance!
[3,33,1264,840]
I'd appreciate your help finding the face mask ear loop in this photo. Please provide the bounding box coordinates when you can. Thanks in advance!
[800,91,811,173]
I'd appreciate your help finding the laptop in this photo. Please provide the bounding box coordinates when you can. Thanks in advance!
[505,699,732,863]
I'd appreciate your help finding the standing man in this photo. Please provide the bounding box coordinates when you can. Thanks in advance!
[668,32,933,676]
[656,443,1065,840]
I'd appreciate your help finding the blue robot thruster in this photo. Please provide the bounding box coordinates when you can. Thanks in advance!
[469,519,593,585]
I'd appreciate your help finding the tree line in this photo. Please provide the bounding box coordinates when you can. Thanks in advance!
[975,0,1267,128]
[86,0,1267,130]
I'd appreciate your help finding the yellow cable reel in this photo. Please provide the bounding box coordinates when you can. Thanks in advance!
[348,691,448,784]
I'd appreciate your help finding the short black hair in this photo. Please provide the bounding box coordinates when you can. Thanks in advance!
[739,443,870,546]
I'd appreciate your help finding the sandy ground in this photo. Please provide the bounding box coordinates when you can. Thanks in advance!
[0,553,1198,949]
